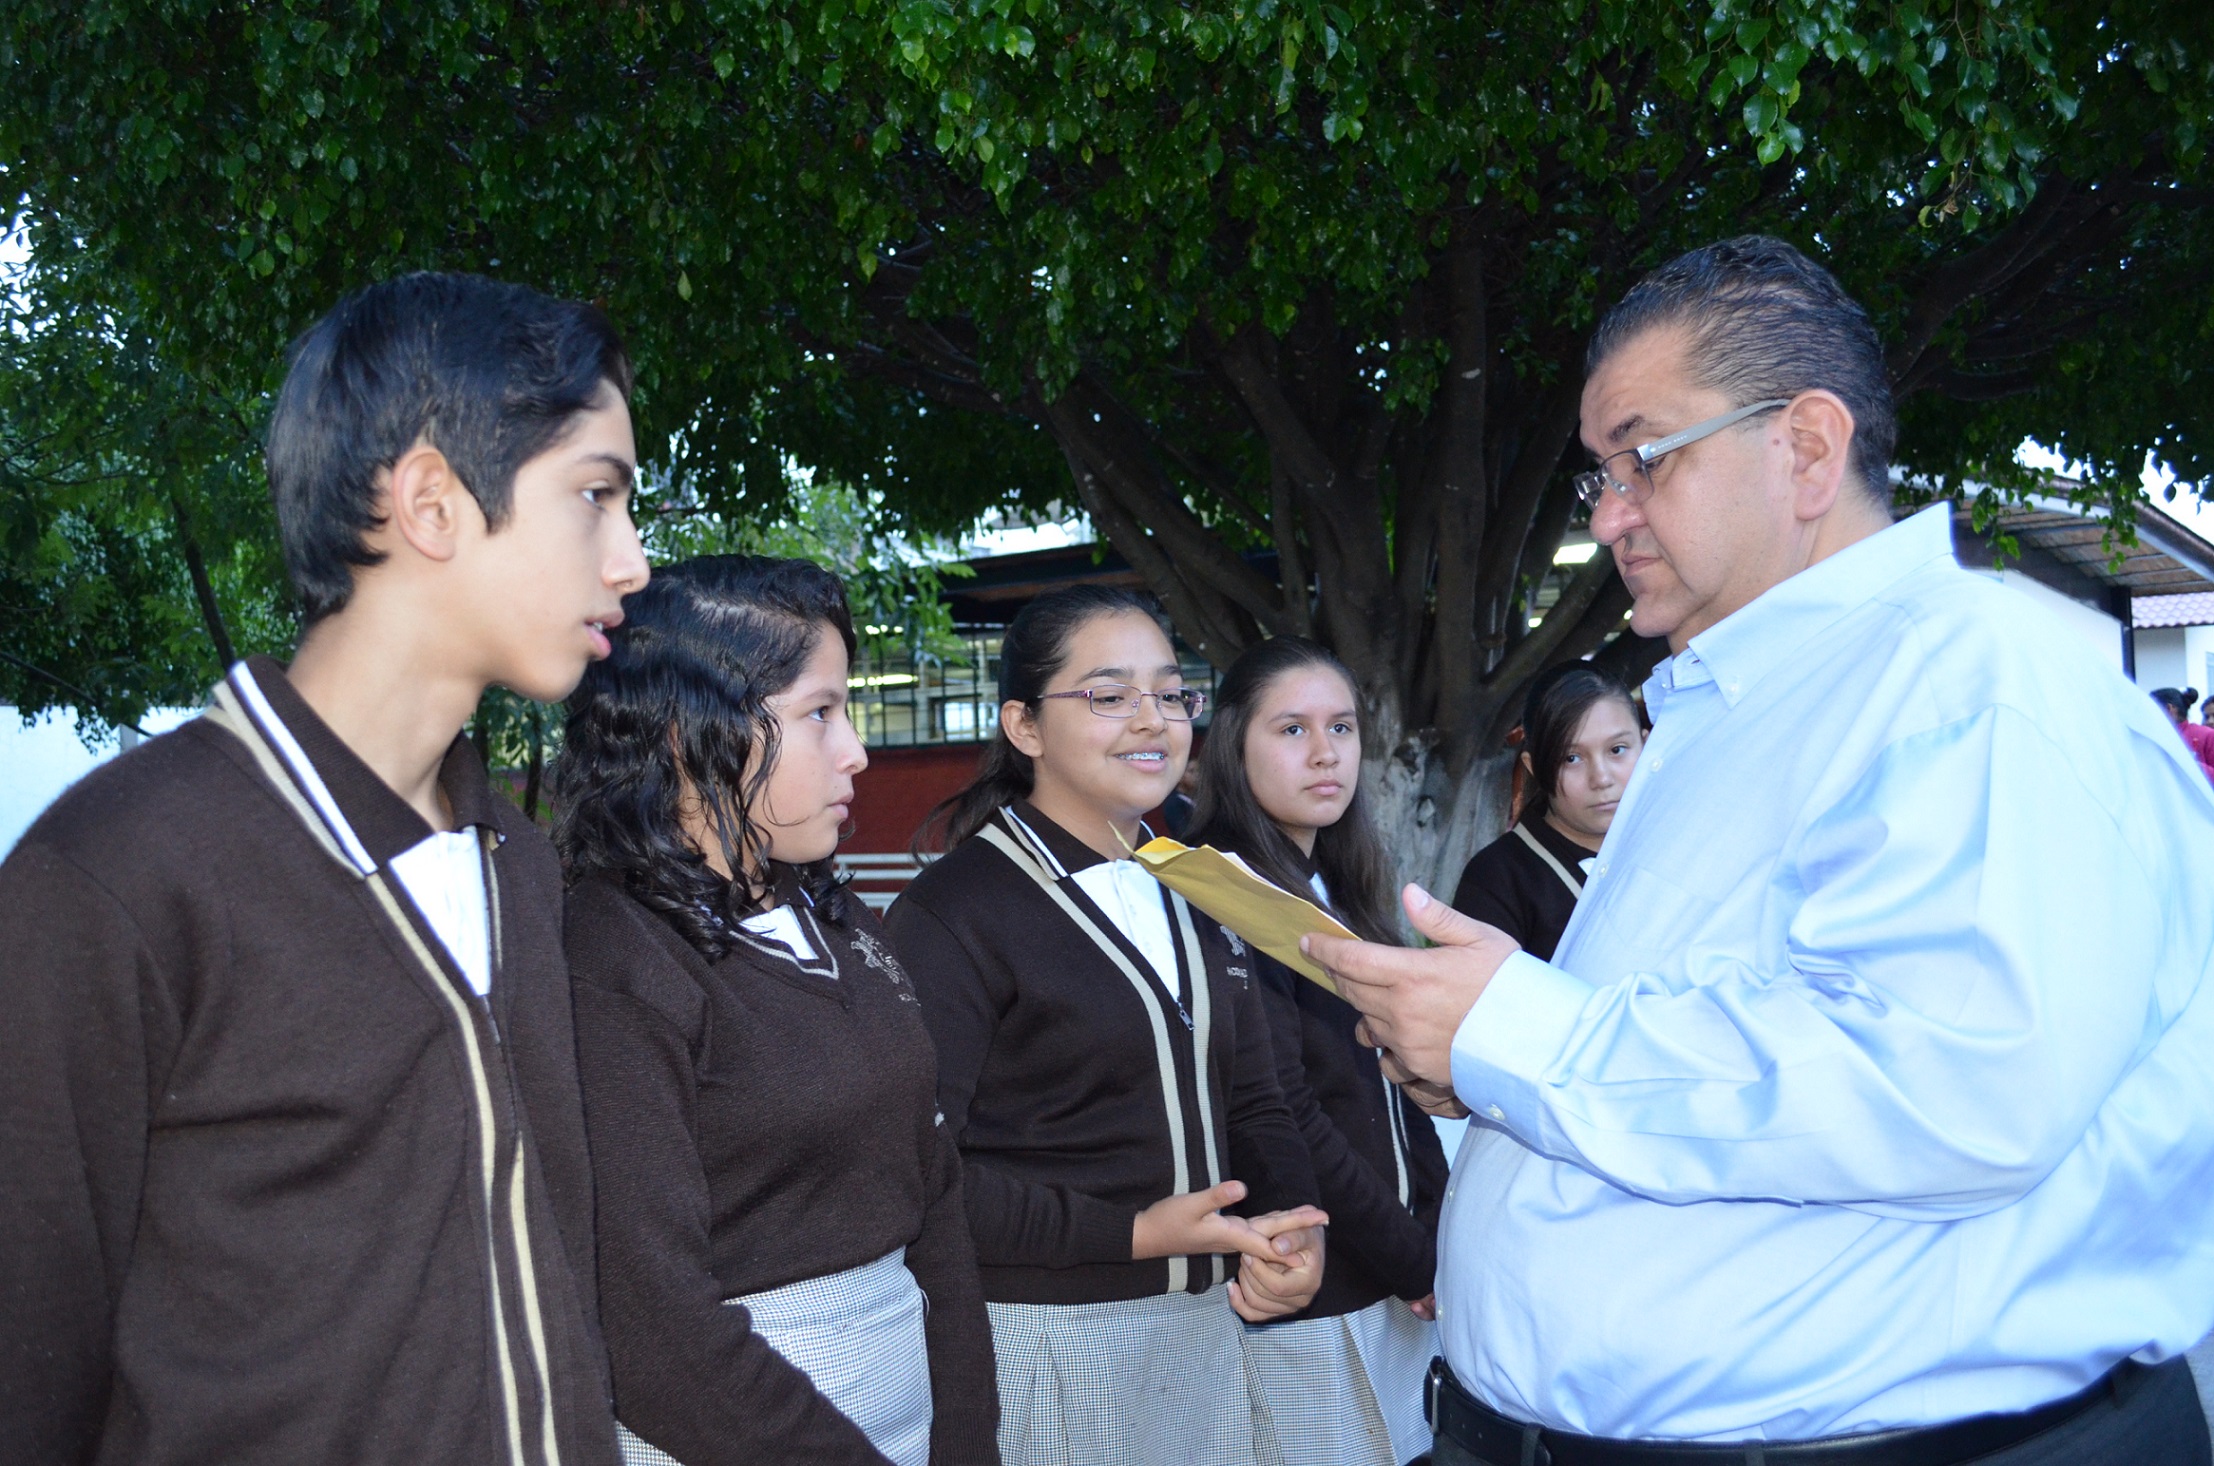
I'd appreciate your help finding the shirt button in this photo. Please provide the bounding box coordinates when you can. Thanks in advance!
[1487,1105,1506,1121]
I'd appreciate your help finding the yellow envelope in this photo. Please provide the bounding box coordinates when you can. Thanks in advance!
[1129,837,1355,995]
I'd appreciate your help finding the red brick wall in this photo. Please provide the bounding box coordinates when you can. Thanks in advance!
[845,740,1188,855]
[847,744,990,853]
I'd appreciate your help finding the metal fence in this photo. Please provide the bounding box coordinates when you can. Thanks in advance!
[847,626,1218,748]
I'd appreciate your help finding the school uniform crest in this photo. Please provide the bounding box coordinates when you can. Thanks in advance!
[849,926,919,1003]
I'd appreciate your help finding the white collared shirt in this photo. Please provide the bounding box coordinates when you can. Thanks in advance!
[740,903,821,964]
[387,829,492,996]
[1437,503,2214,1439]
[1071,858,1182,1002]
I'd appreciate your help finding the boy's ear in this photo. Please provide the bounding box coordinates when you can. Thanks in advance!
[379,441,480,564]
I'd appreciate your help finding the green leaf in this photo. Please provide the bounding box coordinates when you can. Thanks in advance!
[1744,89,1779,136]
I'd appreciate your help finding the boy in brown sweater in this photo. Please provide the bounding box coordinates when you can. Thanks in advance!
[0,274,649,1466]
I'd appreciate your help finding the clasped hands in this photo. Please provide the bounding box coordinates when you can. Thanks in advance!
[1130,887,1519,1325]
[1300,884,1523,1123]
[1133,1181,1329,1323]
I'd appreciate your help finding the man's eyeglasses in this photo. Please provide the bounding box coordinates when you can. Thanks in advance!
[1041,685,1208,721]
[1572,398,1791,508]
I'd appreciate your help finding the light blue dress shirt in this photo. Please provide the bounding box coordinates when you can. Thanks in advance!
[1439,503,2214,1441]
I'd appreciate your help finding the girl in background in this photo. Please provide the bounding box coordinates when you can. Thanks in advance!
[1186,637,1449,1466]
[1451,661,1645,958]
[888,585,1327,1466]
[555,556,997,1466]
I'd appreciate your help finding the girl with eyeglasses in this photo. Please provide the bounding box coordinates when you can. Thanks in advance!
[1185,637,1450,1466]
[554,557,997,1466]
[887,585,1329,1466]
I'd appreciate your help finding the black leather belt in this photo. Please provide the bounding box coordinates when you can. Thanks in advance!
[1425,1357,2128,1466]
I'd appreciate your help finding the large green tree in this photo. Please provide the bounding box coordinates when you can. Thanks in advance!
[5,0,2209,883]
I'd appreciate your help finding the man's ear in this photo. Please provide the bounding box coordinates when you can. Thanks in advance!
[1782,391,1858,521]
[380,442,480,564]
[1001,700,1045,760]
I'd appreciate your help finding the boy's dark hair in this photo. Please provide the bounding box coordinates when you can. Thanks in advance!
[1588,235,1896,503]
[1185,637,1398,946]
[266,272,634,621]
[1518,661,1640,824]
[920,584,1165,852]
[553,555,858,956]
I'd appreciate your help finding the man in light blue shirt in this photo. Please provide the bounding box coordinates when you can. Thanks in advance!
[1310,236,2214,1465]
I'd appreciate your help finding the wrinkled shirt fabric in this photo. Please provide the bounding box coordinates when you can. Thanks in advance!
[1439,503,2214,1441]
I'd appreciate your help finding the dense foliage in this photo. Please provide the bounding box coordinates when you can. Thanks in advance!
[4,0,2207,872]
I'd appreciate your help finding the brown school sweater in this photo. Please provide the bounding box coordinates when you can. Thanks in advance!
[0,658,617,1466]
[1248,947,1449,1320]
[1450,815,1591,962]
[1206,850,1449,1321]
[885,802,1319,1306]
[566,873,999,1466]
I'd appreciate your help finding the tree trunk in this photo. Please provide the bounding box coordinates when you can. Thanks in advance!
[1362,691,1517,924]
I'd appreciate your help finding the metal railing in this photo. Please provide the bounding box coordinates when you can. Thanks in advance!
[846,627,1217,750]
[832,851,938,909]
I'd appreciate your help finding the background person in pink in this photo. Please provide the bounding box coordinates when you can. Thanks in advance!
[2154,687,2214,784]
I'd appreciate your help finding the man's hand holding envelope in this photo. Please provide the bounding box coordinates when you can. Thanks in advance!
[1299,883,1523,1114]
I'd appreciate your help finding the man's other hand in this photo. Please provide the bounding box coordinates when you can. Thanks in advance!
[1378,1046,1471,1119]
[1303,884,1521,1090]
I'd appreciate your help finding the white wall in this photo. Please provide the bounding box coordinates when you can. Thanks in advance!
[2189,625,2214,701]
[2137,627,2190,692]
[1,706,196,858]
[2130,624,2214,700]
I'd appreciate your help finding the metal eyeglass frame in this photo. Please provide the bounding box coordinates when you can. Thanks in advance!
[1572,398,1792,507]
[1039,684,1208,721]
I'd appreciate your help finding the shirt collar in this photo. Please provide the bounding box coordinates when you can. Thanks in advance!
[1661,503,1956,712]
[1521,812,1598,869]
[1007,799,1156,877]
[240,655,501,867]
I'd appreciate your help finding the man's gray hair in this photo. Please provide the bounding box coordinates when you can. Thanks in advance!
[1588,235,1897,502]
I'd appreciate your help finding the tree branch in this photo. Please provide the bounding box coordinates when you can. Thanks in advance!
[1053,437,1254,667]
[1469,371,1584,653]
[1476,553,1618,714]
[1425,241,1492,741]
[1269,462,1315,637]
[1044,375,1291,633]
[168,489,237,669]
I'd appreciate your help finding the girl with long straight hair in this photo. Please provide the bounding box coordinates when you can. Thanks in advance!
[1185,637,1450,1466]
[888,585,1329,1466]
[554,555,997,1466]
[1450,661,1645,960]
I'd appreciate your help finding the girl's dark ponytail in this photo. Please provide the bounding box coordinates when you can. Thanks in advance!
[918,584,1163,853]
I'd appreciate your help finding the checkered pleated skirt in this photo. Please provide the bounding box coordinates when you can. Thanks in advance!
[1242,1298,1437,1466]
[616,1247,932,1466]
[988,1285,1286,1466]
